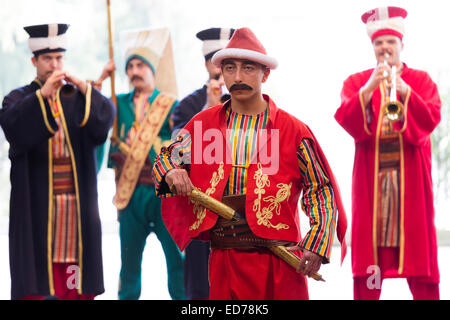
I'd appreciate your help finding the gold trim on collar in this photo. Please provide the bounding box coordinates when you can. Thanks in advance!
[396,86,410,273]
[47,141,55,296]
[371,84,386,267]
[34,78,43,88]
[358,88,372,136]
[398,134,405,274]
[36,90,56,135]
[398,86,411,133]
[79,84,92,128]
[371,83,407,270]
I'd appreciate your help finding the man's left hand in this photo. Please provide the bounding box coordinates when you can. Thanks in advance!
[65,73,88,95]
[205,78,225,108]
[297,249,323,277]
[396,76,409,101]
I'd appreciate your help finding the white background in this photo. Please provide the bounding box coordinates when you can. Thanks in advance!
[0,0,449,300]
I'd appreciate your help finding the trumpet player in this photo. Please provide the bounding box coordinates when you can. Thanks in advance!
[335,7,442,300]
[0,24,115,300]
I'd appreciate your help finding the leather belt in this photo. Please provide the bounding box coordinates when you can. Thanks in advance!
[210,194,293,249]
[110,152,154,186]
[53,157,75,194]
[137,165,155,186]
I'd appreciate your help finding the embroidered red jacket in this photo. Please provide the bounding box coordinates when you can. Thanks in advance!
[155,95,347,262]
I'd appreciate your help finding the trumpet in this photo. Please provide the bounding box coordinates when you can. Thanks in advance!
[60,80,76,97]
[382,53,403,121]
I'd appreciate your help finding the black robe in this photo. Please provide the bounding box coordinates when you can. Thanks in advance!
[0,80,115,299]
[171,85,206,130]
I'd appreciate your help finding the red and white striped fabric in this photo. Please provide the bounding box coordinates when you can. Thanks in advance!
[361,6,408,41]
[50,99,78,263]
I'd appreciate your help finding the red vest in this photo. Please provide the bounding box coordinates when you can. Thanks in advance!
[162,95,347,261]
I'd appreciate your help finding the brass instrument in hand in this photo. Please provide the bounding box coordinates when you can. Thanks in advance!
[382,53,404,121]
[60,82,76,97]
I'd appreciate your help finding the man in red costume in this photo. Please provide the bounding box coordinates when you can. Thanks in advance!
[153,27,347,300]
[335,6,441,300]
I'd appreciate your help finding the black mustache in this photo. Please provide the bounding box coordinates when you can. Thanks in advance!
[229,83,253,91]
[131,75,144,82]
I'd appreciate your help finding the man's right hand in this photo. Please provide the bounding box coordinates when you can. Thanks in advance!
[205,78,225,108]
[40,70,67,99]
[165,168,194,196]
[98,59,116,83]
[360,62,391,106]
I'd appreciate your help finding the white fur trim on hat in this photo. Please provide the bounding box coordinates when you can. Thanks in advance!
[211,48,278,69]
[28,33,68,52]
[366,16,405,39]
[202,39,231,57]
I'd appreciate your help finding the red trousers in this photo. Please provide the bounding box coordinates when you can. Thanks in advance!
[354,247,439,300]
[208,248,308,300]
[21,263,95,300]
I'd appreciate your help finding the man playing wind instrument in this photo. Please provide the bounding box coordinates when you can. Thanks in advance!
[335,6,441,300]
[0,23,115,300]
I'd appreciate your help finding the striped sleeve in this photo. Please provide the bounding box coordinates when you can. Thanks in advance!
[297,138,337,263]
[152,132,191,197]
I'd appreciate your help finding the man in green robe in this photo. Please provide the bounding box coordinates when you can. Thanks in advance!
[97,28,185,300]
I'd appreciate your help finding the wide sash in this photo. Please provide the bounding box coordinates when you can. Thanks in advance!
[113,93,175,209]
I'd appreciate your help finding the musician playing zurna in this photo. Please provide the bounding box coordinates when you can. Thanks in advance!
[0,23,115,300]
[335,7,442,300]
[153,27,347,300]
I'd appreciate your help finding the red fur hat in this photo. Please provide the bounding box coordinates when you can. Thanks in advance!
[211,27,278,69]
[361,6,408,41]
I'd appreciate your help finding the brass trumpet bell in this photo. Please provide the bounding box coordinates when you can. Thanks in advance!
[384,100,404,121]
[382,58,404,122]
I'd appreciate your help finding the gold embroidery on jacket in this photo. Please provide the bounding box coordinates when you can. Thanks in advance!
[190,163,225,231]
[253,163,291,230]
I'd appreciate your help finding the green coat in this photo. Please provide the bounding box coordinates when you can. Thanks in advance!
[96,88,177,174]
[96,89,185,300]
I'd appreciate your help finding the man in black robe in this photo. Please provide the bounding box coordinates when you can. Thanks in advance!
[0,23,115,300]
[170,27,234,300]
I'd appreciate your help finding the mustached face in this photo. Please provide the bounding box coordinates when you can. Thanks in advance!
[372,34,403,66]
[229,83,253,92]
[32,52,65,83]
[131,75,144,83]
[126,58,155,90]
[221,58,269,102]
